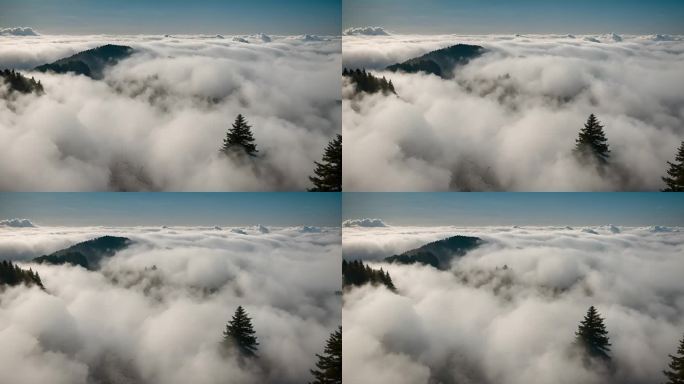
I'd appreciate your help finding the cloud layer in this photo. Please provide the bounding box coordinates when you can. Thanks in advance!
[342,34,684,191]
[0,225,341,384]
[0,34,341,191]
[343,225,684,384]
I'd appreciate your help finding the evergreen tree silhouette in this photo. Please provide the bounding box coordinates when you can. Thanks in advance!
[309,326,342,384]
[222,305,259,357]
[221,114,258,157]
[664,334,684,384]
[662,141,684,192]
[309,134,342,192]
[573,114,610,165]
[342,259,396,292]
[575,306,611,360]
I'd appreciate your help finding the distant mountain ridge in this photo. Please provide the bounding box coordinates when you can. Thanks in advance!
[33,235,132,270]
[385,235,483,269]
[34,44,134,79]
[386,44,485,79]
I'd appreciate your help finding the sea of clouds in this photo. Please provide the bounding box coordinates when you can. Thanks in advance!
[342,33,684,191]
[0,33,341,191]
[342,224,684,384]
[0,224,341,384]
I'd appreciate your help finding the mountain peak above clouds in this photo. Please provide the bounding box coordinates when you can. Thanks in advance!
[386,44,485,79]
[34,44,134,79]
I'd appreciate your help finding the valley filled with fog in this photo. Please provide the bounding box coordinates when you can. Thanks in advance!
[342,32,684,191]
[0,34,341,191]
[0,224,341,384]
[342,223,684,384]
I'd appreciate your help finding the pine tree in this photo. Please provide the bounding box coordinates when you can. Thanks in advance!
[309,134,342,192]
[662,141,684,192]
[664,334,684,384]
[575,306,611,360]
[222,305,259,357]
[309,327,342,384]
[574,114,610,165]
[221,114,258,157]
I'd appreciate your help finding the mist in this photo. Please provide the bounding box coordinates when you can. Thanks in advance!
[0,33,341,191]
[0,225,341,384]
[342,33,684,191]
[343,225,684,384]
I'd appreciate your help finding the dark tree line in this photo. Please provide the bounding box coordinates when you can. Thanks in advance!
[0,69,44,95]
[219,114,342,191]
[343,68,396,95]
[220,306,342,383]
[342,259,396,291]
[0,260,44,289]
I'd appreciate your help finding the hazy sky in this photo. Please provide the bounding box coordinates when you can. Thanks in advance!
[343,193,684,226]
[343,0,684,34]
[0,193,341,226]
[0,0,341,35]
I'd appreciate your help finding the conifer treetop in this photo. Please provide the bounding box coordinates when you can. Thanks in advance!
[662,141,684,192]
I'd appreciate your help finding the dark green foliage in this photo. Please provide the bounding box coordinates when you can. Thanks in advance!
[309,134,342,192]
[575,306,611,360]
[342,260,396,291]
[573,114,611,166]
[309,326,342,384]
[385,235,482,270]
[0,260,44,289]
[664,334,684,384]
[35,44,133,79]
[386,44,485,79]
[222,306,259,358]
[343,68,396,95]
[662,141,684,192]
[220,114,258,157]
[0,69,44,94]
[33,236,131,270]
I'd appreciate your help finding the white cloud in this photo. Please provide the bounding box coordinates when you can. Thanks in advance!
[342,218,388,227]
[0,225,341,384]
[343,225,684,384]
[0,34,341,191]
[343,27,390,36]
[0,27,39,36]
[342,34,684,191]
[0,218,36,227]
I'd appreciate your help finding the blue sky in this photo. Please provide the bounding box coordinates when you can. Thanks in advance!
[0,0,341,35]
[343,193,684,226]
[343,0,684,34]
[0,193,341,226]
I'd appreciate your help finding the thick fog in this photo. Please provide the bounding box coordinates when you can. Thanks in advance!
[0,225,341,384]
[342,33,684,191]
[0,33,341,191]
[343,225,684,384]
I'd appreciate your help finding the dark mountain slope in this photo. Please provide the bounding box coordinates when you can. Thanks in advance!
[33,235,132,270]
[385,235,483,269]
[35,44,134,79]
[386,44,485,79]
